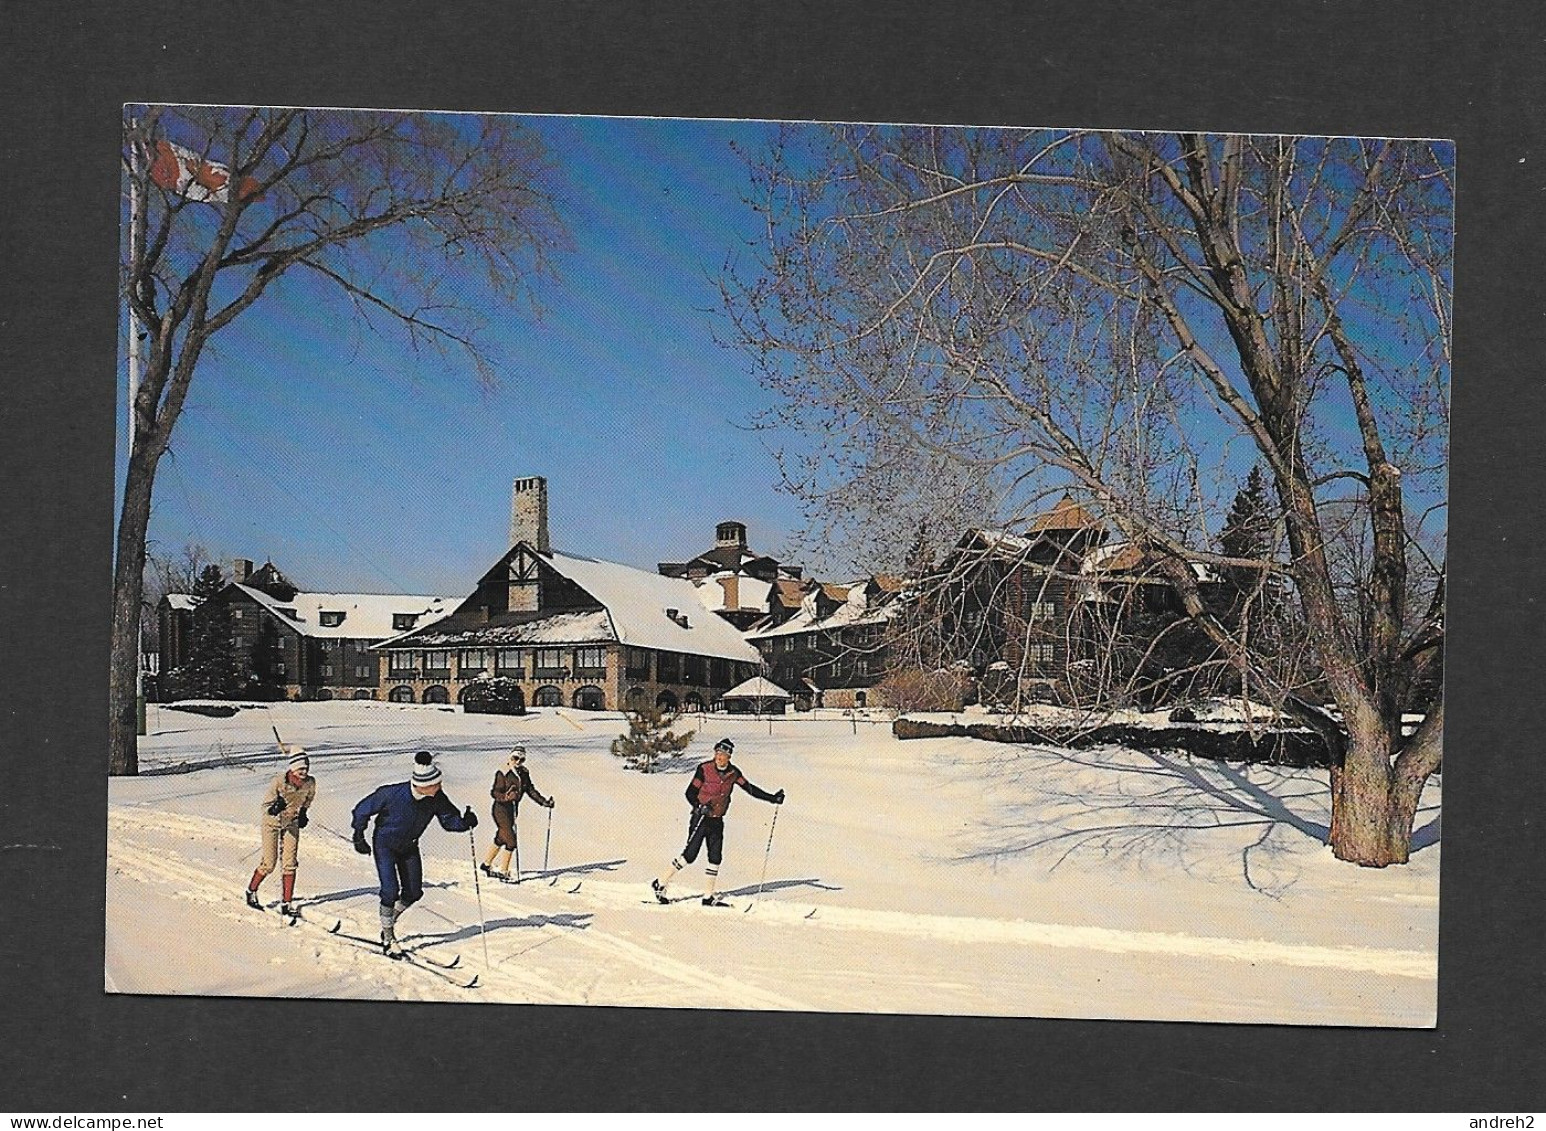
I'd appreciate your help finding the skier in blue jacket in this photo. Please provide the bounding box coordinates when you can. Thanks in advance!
[352,751,477,956]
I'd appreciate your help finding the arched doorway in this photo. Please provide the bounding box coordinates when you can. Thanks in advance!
[389,686,415,703]
[314,688,333,701]
[534,685,563,707]
[626,686,648,709]
[683,692,705,713]
[572,685,605,710]
[353,688,374,700]
[423,685,450,705]
[655,690,678,713]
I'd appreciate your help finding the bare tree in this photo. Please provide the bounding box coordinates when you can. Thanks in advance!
[140,540,213,650]
[113,106,567,775]
[726,126,1449,866]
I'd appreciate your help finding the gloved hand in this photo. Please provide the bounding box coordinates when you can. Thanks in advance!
[694,804,710,820]
[353,831,371,855]
[266,796,287,816]
[297,809,309,829]
[544,797,556,809]
[462,806,479,829]
[772,789,785,805]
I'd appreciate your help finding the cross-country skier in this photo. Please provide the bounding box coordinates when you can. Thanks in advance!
[244,745,315,916]
[481,745,554,880]
[652,737,784,907]
[350,751,478,956]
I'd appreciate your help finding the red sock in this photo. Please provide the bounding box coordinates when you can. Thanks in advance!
[248,870,264,893]
[281,874,295,903]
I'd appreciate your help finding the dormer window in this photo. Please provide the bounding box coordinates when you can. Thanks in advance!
[277,607,299,620]
[393,613,419,631]
[319,611,346,627]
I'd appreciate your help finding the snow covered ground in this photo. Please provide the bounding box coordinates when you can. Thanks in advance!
[105,700,1440,1025]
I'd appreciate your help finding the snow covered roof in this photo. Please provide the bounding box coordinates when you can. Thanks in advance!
[968,529,1033,557]
[773,578,810,606]
[721,676,794,701]
[163,593,203,611]
[544,550,762,663]
[746,580,903,640]
[232,584,458,640]
[693,572,773,614]
[384,609,614,649]
[1080,542,1221,583]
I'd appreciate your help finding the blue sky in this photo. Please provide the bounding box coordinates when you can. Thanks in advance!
[119,117,1451,600]
[120,114,814,596]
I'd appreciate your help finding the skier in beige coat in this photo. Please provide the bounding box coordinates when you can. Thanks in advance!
[244,746,317,916]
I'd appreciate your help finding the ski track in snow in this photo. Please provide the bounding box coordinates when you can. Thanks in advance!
[108,807,814,1009]
[109,806,1433,1004]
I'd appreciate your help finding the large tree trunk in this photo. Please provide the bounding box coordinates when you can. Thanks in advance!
[1329,754,1408,866]
[108,447,157,776]
[1328,720,1437,866]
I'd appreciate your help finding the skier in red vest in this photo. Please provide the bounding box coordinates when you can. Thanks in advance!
[652,737,783,907]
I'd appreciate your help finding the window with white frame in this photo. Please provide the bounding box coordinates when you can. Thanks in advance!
[388,651,415,674]
[1027,643,1056,664]
[496,649,525,674]
[574,646,605,673]
[1028,601,1056,621]
[424,650,451,672]
[460,649,489,675]
[534,648,565,674]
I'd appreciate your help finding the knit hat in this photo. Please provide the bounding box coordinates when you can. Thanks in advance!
[508,746,527,764]
[411,751,442,788]
[287,748,310,774]
[714,738,734,755]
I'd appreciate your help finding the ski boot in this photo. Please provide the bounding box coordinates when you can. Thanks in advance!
[279,903,297,919]
[244,889,262,910]
[701,895,730,908]
[651,879,670,905]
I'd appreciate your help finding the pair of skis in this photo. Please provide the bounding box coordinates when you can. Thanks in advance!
[323,919,479,989]
[249,898,477,989]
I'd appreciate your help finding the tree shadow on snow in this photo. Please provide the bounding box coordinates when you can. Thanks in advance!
[298,881,455,912]
[403,912,593,950]
[952,744,1441,897]
[518,857,627,883]
[721,877,842,898]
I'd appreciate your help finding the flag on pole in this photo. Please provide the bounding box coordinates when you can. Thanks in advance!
[147,138,259,203]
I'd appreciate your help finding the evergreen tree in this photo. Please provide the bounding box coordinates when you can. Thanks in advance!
[1218,466,1278,628]
[171,565,250,699]
[610,703,695,773]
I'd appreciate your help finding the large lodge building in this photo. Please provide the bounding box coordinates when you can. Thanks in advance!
[374,478,762,711]
[157,478,1211,711]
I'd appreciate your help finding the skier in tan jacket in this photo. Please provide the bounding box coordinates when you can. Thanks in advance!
[244,746,317,917]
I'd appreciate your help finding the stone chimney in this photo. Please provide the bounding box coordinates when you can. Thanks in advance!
[231,558,254,584]
[715,520,747,551]
[510,476,550,554]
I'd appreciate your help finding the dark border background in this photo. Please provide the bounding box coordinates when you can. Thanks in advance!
[4,0,1542,1112]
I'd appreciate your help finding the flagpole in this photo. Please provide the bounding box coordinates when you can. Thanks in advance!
[127,116,147,738]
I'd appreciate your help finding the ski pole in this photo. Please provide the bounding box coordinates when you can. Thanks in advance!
[542,805,553,876]
[512,819,521,884]
[468,830,490,972]
[748,804,781,911]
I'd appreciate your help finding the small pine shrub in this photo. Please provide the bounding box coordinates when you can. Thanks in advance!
[610,703,695,772]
